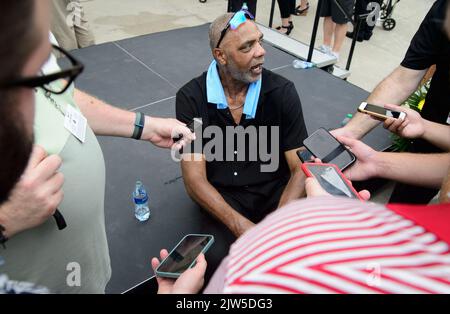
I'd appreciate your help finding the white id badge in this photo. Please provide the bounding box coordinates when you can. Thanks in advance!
[64,105,87,143]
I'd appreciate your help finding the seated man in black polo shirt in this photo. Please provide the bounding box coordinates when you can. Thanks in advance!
[175,11,308,237]
[334,0,450,204]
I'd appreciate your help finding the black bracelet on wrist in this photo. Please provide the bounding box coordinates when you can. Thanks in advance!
[132,112,145,140]
[0,224,8,249]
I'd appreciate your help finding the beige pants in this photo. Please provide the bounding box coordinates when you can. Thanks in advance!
[51,0,95,51]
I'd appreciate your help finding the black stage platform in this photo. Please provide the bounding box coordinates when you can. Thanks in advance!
[70,24,391,293]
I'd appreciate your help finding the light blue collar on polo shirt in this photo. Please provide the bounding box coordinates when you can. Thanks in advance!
[206,60,261,119]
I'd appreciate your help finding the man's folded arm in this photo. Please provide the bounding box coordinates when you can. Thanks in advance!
[278,81,308,207]
[278,149,306,208]
[181,154,254,237]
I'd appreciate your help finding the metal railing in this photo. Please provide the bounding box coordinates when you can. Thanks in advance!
[270,0,368,71]
[224,0,369,72]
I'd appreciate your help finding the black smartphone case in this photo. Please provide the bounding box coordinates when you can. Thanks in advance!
[303,128,356,171]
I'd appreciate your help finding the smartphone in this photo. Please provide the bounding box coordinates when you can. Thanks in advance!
[303,128,356,171]
[296,148,314,163]
[302,162,363,200]
[172,118,202,142]
[155,234,214,278]
[358,102,406,121]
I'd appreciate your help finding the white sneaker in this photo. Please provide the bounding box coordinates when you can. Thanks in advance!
[317,44,331,54]
[331,51,339,61]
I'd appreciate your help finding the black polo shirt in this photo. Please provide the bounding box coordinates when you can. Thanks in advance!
[400,0,450,152]
[176,68,308,222]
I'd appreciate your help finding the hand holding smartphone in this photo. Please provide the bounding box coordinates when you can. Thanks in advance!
[302,128,356,171]
[358,102,406,121]
[155,234,214,278]
[302,163,364,200]
[172,118,202,142]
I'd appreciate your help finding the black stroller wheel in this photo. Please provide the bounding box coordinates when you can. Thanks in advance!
[380,10,388,20]
[199,0,207,2]
[383,18,396,30]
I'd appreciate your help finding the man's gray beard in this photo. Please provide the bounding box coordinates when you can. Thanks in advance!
[227,60,259,84]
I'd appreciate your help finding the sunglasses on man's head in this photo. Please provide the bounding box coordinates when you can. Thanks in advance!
[0,45,84,95]
[216,9,255,49]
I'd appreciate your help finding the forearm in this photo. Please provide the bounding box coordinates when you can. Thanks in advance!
[422,120,450,151]
[344,66,425,139]
[184,175,251,237]
[366,67,421,107]
[278,170,306,208]
[0,204,15,238]
[74,88,135,137]
[439,165,450,203]
[0,202,25,239]
[343,112,380,139]
[375,152,450,188]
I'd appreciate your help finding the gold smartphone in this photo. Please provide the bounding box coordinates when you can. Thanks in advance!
[358,102,406,120]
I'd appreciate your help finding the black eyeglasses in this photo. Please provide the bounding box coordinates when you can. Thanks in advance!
[216,9,255,49]
[0,45,84,95]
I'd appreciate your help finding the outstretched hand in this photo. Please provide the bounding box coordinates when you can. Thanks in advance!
[141,116,196,151]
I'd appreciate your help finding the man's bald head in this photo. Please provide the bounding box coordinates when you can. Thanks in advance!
[209,13,234,53]
[208,12,265,83]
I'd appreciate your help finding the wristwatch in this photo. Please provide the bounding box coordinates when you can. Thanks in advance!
[0,224,8,249]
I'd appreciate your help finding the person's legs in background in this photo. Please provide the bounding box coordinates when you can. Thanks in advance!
[319,0,333,54]
[322,16,334,53]
[361,0,382,40]
[332,22,349,58]
[51,0,94,51]
[329,0,354,59]
[51,0,77,51]
[276,0,295,35]
[347,0,381,41]
[347,0,365,41]
[73,0,95,48]
[294,0,310,16]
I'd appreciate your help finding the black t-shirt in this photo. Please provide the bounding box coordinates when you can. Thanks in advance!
[401,0,450,130]
[176,68,308,221]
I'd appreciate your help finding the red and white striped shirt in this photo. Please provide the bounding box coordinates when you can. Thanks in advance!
[205,197,450,294]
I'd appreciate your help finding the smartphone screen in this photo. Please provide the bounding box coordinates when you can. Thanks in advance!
[303,128,355,170]
[156,235,213,275]
[304,164,360,199]
[297,149,314,163]
[364,104,401,119]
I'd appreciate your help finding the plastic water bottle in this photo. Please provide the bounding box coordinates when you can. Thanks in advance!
[292,59,315,69]
[133,181,150,222]
[341,113,353,126]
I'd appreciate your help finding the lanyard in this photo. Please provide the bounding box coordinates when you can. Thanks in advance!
[37,88,66,116]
